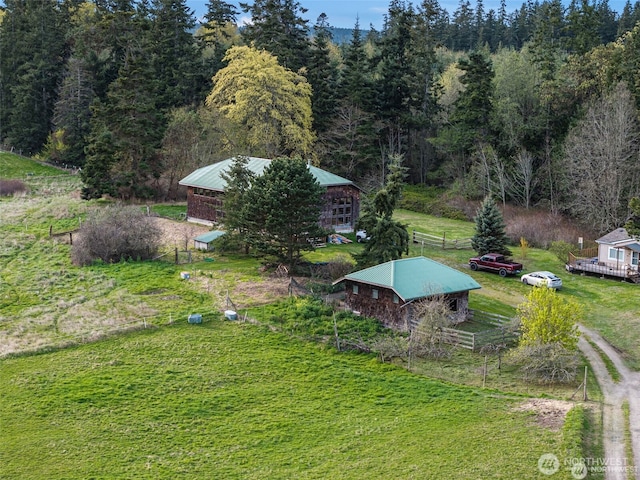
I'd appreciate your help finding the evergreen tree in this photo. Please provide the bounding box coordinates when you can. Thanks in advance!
[625,197,640,238]
[450,0,474,51]
[148,0,202,108]
[373,0,415,157]
[220,155,255,252]
[405,0,442,183]
[202,0,237,37]
[0,0,72,154]
[564,0,601,54]
[617,0,636,36]
[199,0,239,79]
[91,0,139,101]
[82,40,164,199]
[340,19,374,110]
[474,0,485,48]
[471,195,510,255]
[51,56,95,167]
[355,155,410,267]
[239,0,311,73]
[242,158,325,268]
[307,13,339,134]
[450,51,495,152]
[319,19,378,181]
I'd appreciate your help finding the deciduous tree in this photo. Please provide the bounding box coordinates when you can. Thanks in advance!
[206,46,315,158]
[563,82,640,234]
[517,286,581,350]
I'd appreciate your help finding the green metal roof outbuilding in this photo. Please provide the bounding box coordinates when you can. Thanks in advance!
[179,157,355,191]
[193,230,226,251]
[338,256,481,302]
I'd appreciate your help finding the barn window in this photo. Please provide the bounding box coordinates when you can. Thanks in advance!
[352,284,359,295]
[330,197,353,227]
[448,298,459,312]
[372,289,379,299]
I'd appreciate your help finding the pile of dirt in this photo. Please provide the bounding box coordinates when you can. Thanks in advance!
[514,398,574,430]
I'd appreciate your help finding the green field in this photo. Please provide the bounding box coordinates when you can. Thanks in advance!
[1,320,573,479]
[0,152,69,178]
[0,152,625,479]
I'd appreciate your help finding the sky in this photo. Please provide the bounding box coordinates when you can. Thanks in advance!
[186,0,629,30]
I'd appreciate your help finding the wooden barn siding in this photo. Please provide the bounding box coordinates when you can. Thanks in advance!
[345,281,469,331]
[319,185,361,231]
[187,184,361,230]
[186,187,224,223]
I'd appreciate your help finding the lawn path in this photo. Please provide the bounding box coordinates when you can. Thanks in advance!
[579,325,640,480]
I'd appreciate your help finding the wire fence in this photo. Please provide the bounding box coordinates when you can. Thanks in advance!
[1,309,229,359]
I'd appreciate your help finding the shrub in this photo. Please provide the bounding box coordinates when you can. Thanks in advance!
[0,179,27,196]
[71,205,162,266]
[502,206,597,249]
[508,342,579,384]
[550,240,576,263]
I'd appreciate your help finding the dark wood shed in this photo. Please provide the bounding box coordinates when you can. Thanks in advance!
[334,256,482,331]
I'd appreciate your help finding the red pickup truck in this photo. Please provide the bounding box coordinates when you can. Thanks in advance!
[469,253,523,277]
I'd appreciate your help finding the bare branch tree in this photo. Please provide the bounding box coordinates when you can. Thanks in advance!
[508,149,538,209]
[563,82,640,233]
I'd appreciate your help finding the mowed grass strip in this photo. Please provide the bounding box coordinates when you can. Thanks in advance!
[1,320,564,480]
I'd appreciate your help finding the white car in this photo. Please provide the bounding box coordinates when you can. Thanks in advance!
[521,271,562,289]
[356,230,370,242]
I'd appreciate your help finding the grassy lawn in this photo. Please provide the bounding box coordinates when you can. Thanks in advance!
[0,152,610,478]
[0,152,68,178]
[1,320,573,480]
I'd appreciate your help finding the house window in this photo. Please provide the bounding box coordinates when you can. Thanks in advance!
[393,294,399,304]
[352,284,359,295]
[372,289,379,299]
[608,247,624,261]
[633,251,639,267]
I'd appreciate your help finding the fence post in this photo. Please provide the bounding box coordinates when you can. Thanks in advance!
[482,355,488,388]
[442,232,446,249]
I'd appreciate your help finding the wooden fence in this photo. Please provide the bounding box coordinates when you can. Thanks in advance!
[412,230,473,250]
[440,310,517,351]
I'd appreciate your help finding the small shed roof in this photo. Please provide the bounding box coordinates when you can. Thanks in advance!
[194,230,226,243]
[337,256,481,302]
[179,157,355,191]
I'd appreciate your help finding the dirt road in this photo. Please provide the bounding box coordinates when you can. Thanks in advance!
[579,325,640,480]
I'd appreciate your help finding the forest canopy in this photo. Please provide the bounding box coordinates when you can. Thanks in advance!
[1,0,640,233]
